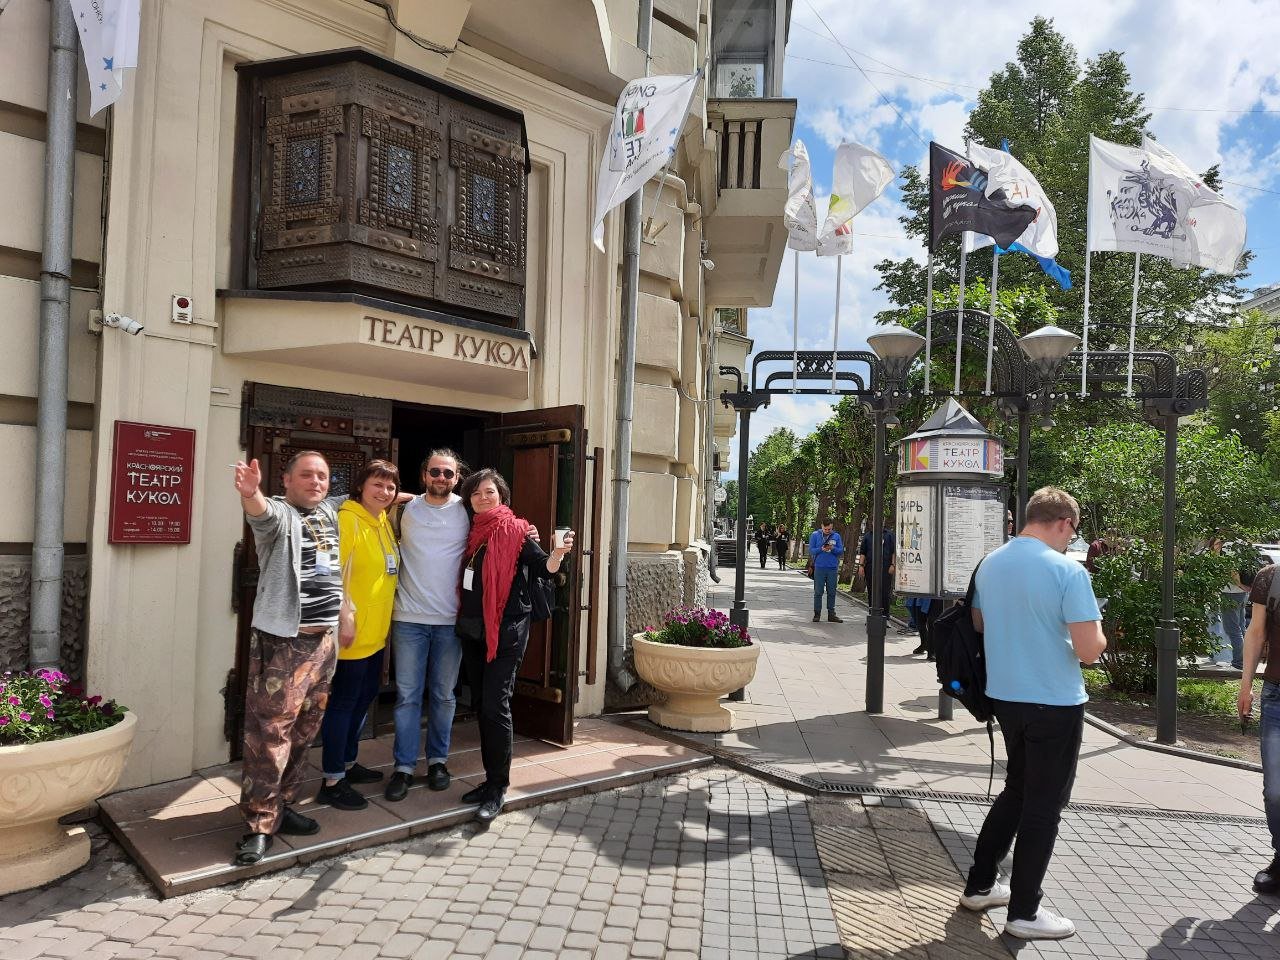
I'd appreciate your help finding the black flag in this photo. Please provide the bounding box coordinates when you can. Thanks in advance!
[929,142,1037,251]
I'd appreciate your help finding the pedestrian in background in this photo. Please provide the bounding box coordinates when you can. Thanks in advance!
[755,522,771,570]
[857,525,896,617]
[773,525,791,570]
[959,487,1105,940]
[808,520,844,623]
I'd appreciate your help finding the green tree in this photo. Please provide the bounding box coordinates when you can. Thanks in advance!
[1201,309,1280,463]
[1040,421,1278,692]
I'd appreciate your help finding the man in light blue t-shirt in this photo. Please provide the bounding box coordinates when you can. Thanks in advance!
[957,487,1106,943]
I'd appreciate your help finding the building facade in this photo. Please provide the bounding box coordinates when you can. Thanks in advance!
[0,0,793,789]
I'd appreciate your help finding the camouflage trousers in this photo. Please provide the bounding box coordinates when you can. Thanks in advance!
[241,628,337,834]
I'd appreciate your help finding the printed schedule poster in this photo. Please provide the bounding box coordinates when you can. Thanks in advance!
[108,421,197,544]
[941,485,1005,595]
[895,485,935,595]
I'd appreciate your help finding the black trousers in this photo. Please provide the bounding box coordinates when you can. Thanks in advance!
[966,699,1084,921]
[460,615,530,791]
[757,542,769,567]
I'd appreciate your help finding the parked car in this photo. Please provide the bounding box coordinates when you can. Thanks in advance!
[1066,535,1089,565]
[1255,544,1280,568]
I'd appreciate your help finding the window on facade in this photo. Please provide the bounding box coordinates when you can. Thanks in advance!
[711,0,778,98]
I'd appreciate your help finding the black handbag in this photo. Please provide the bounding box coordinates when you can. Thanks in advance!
[530,572,556,622]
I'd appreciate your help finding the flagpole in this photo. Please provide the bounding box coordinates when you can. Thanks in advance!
[831,255,842,392]
[791,248,799,392]
[924,251,934,394]
[984,248,999,394]
[954,237,968,394]
[1082,137,1094,397]
[1126,252,1141,395]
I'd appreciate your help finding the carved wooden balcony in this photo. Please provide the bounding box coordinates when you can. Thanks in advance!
[237,49,529,327]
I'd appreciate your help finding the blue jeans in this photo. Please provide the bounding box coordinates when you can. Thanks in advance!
[391,621,462,772]
[320,648,384,780]
[813,566,838,613]
[1261,681,1280,852]
[1211,592,1246,667]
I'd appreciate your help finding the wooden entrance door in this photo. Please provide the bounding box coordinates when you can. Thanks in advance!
[227,383,393,755]
[486,405,587,745]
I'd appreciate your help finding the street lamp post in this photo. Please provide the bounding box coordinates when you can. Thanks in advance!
[1014,325,1082,525]
[863,325,926,714]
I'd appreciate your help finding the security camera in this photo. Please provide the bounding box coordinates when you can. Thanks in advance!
[102,312,145,336]
[700,258,716,271]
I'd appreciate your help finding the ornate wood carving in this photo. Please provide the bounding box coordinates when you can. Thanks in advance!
[241,51,528,326]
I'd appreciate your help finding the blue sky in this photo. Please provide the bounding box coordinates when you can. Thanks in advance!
[738,0,1280,450]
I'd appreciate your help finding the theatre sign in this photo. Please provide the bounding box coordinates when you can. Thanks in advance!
[220,295,535,399]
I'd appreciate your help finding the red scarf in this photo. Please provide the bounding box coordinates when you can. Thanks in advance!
[465,504,530,662]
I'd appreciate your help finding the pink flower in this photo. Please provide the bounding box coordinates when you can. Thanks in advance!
[45,710,54,719]
[87,696,102,706]
[0,717,8,726]
[18,712,31,721]
[39,694,51,708]
[6,696,17,706]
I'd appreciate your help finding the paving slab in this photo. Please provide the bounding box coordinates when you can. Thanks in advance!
[97,717,710,897]
[693,565,1266,817]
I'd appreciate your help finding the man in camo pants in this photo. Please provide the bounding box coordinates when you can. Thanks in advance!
[233,451,343,865]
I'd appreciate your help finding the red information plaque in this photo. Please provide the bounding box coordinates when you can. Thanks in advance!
[108,421,197,544]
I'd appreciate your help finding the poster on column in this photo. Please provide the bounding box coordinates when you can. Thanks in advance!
[108,421,196,543]
[895,485,936,595]
[941,485,1005,595]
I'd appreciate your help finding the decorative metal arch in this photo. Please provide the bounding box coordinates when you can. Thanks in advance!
[908,309,1034,398]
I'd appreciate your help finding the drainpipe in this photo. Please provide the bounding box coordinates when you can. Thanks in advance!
[607,0,654,692]
[704,317,720,584]
[30,1,78,671]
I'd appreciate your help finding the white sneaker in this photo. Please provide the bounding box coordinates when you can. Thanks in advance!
[1004,907,1076,940]
[958,880,1010,911]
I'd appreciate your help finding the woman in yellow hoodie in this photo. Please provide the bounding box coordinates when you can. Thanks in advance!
[317,459,401,811]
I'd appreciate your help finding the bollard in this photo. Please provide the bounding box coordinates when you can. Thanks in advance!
[937,687,953,721]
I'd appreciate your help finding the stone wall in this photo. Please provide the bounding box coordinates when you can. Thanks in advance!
[0,555,89,680]
[624,552,685,637]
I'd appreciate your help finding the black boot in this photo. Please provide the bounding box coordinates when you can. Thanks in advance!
[1255,856,1280,895]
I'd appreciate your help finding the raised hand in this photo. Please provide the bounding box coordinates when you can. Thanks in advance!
[234,459,263,499]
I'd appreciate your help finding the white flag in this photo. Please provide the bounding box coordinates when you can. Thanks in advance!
[1087,134,1245,275]
[69,0,142,116]
[778,139,819,251]
[963,143,1060,258]
[592,73,700,252]
[816,141,894,257]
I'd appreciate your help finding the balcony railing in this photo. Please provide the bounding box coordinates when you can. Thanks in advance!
[709,98,796,192]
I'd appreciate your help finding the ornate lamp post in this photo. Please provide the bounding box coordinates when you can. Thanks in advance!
[863,325,926,713]
[1012,325,1081,527]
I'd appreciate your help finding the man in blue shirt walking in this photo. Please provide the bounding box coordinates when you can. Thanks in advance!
[808,520,844,623]
[958,487,1106,941]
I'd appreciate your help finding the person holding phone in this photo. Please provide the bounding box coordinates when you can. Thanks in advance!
[457,469,574,823]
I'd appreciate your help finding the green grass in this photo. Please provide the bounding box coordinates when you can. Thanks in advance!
[1083,668,1259,716]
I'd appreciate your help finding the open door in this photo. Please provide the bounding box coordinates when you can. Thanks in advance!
[486,405,587,744]
[228,383,392,755]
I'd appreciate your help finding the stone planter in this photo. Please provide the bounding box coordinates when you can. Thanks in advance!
[0,711,137,895]
[632,635,760,732]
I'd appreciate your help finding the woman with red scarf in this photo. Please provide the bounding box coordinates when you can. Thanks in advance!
[456,468,574,822]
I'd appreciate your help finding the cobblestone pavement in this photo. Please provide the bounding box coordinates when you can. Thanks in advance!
[0,769,844,960]
[928,800,1280,959]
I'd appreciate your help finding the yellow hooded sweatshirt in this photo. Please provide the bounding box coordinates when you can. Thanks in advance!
[337,499,400,661]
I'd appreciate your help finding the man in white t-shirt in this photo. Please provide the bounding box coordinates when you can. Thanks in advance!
[385,450,472,801]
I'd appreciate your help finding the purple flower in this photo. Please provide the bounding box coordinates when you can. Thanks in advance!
[101,703,115,716]
[6,696,18,706]
[39,694,51,708]
[0,717,7,726]
[45,710,54,719]
[18,712,31,722]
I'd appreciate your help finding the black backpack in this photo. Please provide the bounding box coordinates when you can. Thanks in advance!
[932,560,996,795]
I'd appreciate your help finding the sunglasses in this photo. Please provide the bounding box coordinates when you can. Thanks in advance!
[1064,517,1079,534]
[427,468,456,479]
